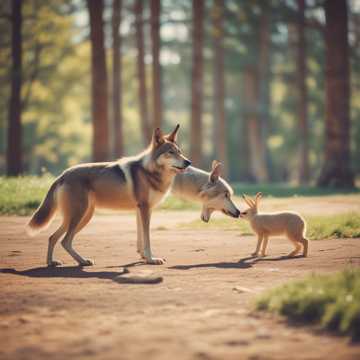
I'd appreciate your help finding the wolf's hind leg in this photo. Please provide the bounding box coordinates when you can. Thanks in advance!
[47,224,66,266]
[61,193,93,266]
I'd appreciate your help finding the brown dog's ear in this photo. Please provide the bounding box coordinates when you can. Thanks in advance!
[152,127,164,147]
[255,192,262,206]
[210,160,221,182]
[242,194,255,207]
[165,124,180,142]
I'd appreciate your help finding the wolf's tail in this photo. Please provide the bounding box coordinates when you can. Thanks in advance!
[26,179,60,237]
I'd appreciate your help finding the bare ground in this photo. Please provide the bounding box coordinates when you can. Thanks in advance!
[1,206,360,360]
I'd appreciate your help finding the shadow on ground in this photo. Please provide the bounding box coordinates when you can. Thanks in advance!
[0,265,163,284]
[169,254,304,270]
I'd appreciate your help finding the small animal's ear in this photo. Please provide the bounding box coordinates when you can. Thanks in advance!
[255,192,262,206]
[209,160,221,182]
[165,124,180,142]
[152,127,164,147]
[242,194,255,207]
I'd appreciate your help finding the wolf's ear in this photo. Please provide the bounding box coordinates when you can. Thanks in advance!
[152,127,164,147]
[209,160,221,182]
[165,124,180,142]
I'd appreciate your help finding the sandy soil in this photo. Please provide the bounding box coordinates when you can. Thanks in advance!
[1,209,360,360]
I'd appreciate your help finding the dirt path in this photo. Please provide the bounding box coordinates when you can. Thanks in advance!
[1,211,360,360]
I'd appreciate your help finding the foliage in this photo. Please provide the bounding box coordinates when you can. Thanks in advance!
[256,269,360,341]
[1,1,360,182]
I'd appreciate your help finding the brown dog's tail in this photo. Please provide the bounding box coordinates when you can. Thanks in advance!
[26,179,60,236]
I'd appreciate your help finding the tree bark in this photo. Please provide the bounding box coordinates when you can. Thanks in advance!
[150,0,162,129]
[297,0,310,184]
[190,0,204,167]
[257,8,271,182]
[244,66,267,183]
[135,0,151,145]
[212,0,227,178]
[112,0,123,158]
[317,0,354,187]
[87,0,109,162]
[7,0,22,176]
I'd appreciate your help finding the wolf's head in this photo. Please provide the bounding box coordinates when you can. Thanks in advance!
[199,161,240,222]
[149,125,191,173]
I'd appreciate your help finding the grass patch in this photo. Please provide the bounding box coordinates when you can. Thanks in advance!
[307,213,360,239]
[179,213,360,240]
[159,196,200,211]
[233,183,359,198]
[178,217,252,234]
[255,269,360,341]
[0,176,54,215]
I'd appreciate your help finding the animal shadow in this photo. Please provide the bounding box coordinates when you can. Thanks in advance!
[168,256,256,270]
[0,265,162,285]
[169,254,304,271]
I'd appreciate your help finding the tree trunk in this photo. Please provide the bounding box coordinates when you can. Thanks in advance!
[7,0,22,176]
[190,0,204,167]
[150,0,162,129]
[257,8,271,182]
[87,0,109,162]
[317,0,354,187]
[135,0,151,145]
[112,0,123,158]
[244,67,267,183]
[212,0,227,178]
[297,0,309,184]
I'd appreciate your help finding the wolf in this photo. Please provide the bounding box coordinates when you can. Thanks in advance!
[27,125,191,266]
[136,160,240,256]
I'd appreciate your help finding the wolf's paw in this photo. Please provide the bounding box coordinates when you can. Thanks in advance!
[145,257,166,265]
[48,260,62,267]
[79,259,94,266]
[251,252,259,257]
[260,253,267,257]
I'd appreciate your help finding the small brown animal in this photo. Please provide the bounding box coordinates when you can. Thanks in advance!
[240,193,309,257]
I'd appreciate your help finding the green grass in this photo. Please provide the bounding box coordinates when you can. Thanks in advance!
[233,183,360,198]
[307,213,360,239]
[0,176,54,215]
[179,213,360,240]
[256,269,360,341]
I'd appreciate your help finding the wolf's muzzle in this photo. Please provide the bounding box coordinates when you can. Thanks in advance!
[222,209,241,218]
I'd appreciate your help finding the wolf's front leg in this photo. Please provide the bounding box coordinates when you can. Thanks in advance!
[136,210,145,259]
[138,203,165,265]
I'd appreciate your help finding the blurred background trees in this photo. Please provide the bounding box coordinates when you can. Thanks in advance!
[0,0,359,187]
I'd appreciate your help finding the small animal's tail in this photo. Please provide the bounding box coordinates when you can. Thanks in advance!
[26,179,60,236]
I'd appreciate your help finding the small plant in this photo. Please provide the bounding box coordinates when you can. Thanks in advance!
[256,269,360,341]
